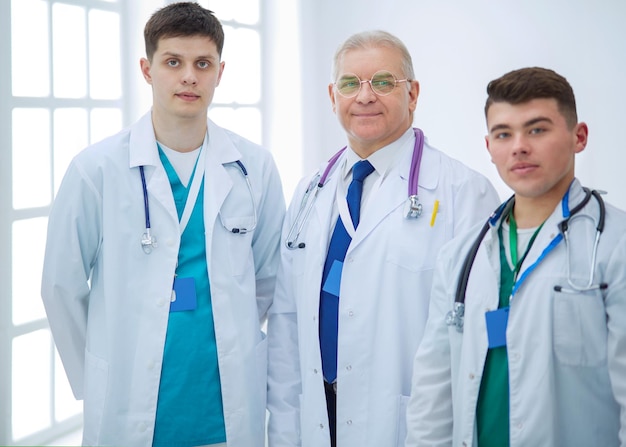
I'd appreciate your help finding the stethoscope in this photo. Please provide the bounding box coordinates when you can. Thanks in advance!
[139,159,257,255]
[284,127,425,249]
[446,186,607,332]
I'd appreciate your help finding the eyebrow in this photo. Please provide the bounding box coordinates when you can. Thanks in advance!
[489,116,554,133]
[160,51,217,61]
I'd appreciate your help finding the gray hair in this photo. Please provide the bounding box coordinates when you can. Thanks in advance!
[331,30,415,82]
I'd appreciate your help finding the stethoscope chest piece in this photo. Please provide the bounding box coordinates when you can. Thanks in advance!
[404,195,423,219]
[141,230,157,254]
[445,302,465,332]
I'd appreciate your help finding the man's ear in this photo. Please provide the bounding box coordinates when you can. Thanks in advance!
[140,58,152,85]
[485,135,494,163]
[573,122,588,154]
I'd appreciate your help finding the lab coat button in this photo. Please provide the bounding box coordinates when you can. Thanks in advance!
[346,419,352,425]
[147,361,155,370]
[139,422,147,432]
[157,298,166,307]
[319,423,324,429]
[469,373,475,380]
[314,369,318,374]
[348,310,354,317]
[346,365,352,371]
[166,239,175,247]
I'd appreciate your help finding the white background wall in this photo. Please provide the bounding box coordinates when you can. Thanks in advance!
[296,0,626,208]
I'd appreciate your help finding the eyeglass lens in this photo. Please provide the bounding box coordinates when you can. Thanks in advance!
[336,71,398,97]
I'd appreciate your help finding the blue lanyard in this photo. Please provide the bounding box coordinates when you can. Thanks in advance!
[509,190,571,298]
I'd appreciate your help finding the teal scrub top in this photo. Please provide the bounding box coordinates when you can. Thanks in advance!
[152,149,226,447]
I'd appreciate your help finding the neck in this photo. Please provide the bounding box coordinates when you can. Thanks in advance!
[151,112,207,153]
[512,194,562,229]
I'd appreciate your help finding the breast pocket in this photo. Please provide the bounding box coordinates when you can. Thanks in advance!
[385,206,445,272]
[552,288,607,366]
[221,215,254,277]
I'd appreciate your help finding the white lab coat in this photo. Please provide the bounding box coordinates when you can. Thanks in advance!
[41,111,285,447]
[406,180,626,447]
[267,134,500,447]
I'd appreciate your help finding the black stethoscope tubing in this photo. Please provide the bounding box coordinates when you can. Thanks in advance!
[454,187,605,308]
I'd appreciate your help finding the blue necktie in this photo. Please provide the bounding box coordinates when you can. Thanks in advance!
[320,160,375,383]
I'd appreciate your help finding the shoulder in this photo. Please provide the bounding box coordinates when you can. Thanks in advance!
[66,127,131,182]
[210,121,274,164]
[423,139,490,184]
[440,219,490,261]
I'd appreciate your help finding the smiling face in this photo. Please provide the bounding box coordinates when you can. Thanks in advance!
[328,45,419,158]
[140,35,224,127]
[485,98,588,205]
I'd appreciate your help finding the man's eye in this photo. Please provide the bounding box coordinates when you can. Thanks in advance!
[198,61,210,69]
[372,79,392,87]
[340,79,359,89]
[167,60,179,67]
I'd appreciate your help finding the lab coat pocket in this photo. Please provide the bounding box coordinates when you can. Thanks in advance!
[385,209,444,272]
[222,216,254,276]
[395,395,410,447]
[82,350,109,444]
[552,289,607,366]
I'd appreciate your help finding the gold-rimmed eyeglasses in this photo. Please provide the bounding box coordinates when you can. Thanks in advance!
[334,70,410,98]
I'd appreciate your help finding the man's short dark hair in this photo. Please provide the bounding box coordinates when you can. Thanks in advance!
[485,67,578,128]
[144,2,224,61]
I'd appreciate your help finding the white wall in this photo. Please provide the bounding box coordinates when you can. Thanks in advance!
[296,0,626,208]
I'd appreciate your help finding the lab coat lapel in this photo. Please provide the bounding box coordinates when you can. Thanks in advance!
[128,111,178,223]
[304,157,344,257]
[516,181,586,275]
[203,120,238,235]
[348,143,440,250]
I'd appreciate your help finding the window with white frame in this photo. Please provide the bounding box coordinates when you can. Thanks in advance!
[1,0,123,445]
[205,0,263,145]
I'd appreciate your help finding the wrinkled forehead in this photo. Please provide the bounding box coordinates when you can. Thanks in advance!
[335,45,404,78]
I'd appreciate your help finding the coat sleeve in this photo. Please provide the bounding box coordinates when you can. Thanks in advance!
[451,169,501,237]
[40,157,102,399]
[267,179,311,447]
[604,229,626,444]
[405,243,456,447]
[251,153,286,322]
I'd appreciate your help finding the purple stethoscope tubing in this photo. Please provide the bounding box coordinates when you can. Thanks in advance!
[285,128,424,249]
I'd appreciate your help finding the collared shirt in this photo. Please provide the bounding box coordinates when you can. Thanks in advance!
[330,127,414,230]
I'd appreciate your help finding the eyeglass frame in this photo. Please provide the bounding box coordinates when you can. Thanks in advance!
[333,70,411,98]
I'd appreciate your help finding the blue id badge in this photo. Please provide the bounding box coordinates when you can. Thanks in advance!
[170,277,197,312]
[322,259,343,297]
[485,307,509,348]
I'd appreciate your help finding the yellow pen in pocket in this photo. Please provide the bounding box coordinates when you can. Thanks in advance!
[430,200,440,227]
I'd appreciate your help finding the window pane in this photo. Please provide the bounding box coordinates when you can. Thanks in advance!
[91,108,123,144]
[54,108,89,195]
[12,330,52,440]
[52,3,87,98]
[207,0,259,24]
[54,109,89,194]
[11,0,50,97]
[13,108,51,209]
[89,9,122,99]
[12,217,48,325]
[210,107,261,145]
[214,27,260,104]
[55,349,82,421]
